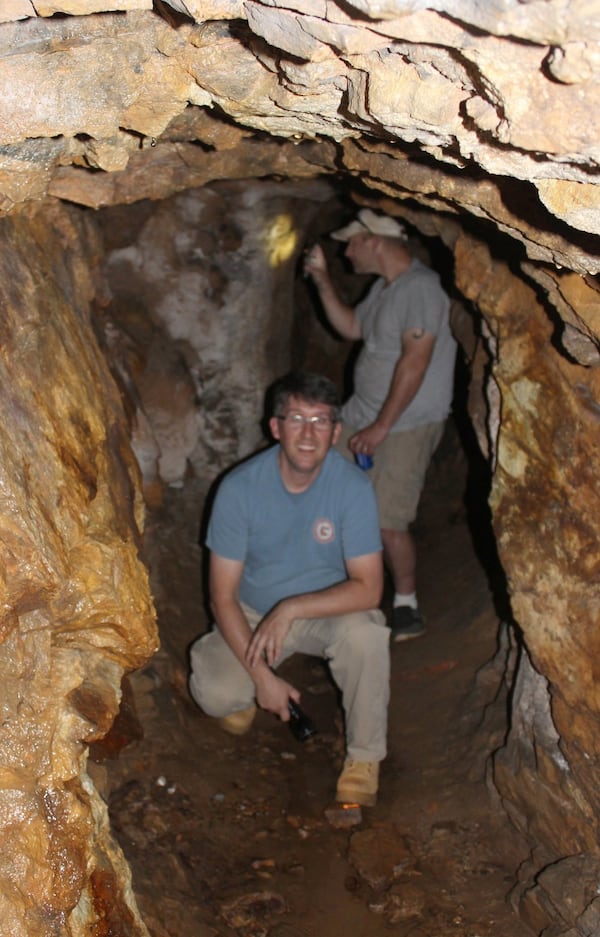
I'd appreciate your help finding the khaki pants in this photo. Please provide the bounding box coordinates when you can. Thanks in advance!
[336,421,444,531]
[189,605,390,762]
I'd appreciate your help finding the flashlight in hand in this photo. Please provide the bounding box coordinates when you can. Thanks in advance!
[287,697,317,741]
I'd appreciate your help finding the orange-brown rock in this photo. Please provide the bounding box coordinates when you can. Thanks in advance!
[0,203,158,936]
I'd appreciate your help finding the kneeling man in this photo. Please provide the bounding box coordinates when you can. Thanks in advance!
[189,371,390,807]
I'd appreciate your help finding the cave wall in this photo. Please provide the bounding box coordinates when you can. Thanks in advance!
[453,232,600,931]
[0,1,600,934]
[98,174,600,933]
[0,202,157,936]
[98,179,333,489]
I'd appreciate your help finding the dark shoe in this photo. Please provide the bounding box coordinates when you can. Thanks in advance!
[391,605,426,642]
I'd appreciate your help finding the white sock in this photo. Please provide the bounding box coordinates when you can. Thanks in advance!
[393,592,418,609]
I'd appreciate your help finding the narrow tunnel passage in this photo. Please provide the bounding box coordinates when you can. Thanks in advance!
[88,181,532,936]
[1,4,599,933]
[94,408,530,937]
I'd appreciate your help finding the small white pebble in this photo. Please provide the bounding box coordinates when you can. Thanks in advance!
[156,776,167,787]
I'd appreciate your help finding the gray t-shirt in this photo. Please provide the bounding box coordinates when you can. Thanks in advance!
[342,259,457,433]
[206,445,382,616]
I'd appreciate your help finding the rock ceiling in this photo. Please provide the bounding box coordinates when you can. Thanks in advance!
[2,1,599,278]
[2,0,598,369]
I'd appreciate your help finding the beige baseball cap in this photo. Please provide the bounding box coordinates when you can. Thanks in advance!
[331,208,407,241]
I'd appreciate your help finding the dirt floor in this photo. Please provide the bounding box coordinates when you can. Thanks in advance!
[94,429,534,937]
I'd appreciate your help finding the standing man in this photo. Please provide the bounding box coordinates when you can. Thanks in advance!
[189,371,390,807]
[304,209,457,642]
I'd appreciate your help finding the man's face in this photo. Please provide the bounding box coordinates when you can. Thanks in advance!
[344,231,378,274]
[269,395,341,487]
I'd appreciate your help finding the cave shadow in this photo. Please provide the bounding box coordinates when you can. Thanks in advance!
[420,228,516,629]
[451,348,514,626]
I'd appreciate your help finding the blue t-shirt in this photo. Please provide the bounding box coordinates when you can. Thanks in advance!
[206,446,382,616]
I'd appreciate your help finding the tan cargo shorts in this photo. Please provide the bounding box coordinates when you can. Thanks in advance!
[336,420,444,531]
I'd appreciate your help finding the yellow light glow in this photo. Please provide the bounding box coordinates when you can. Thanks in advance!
[265,213,298,268]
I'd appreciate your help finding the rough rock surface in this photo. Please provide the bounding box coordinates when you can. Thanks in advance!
[0,204,158,936]
[0,2,599,936]
[98,180,331,487]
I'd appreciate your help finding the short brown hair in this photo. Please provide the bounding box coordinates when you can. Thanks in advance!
[271,371,341,422]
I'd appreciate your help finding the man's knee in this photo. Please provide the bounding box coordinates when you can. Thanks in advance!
[334,609,389,657]
[188,657,223,716]
[189,667,251,718]
[189,636,252,717]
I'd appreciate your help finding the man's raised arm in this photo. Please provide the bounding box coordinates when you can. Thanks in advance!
[304,244,362,341]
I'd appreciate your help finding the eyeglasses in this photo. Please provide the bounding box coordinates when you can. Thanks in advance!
[277,413,336,431]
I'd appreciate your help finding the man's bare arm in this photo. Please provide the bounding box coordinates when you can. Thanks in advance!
[209,553,299,718]
[378,328,435,429]
[246,550,384,668]
[304,244,362,341]
[349,329,435,455]
[209,553,258,671]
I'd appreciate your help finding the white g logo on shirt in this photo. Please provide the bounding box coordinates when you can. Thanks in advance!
[313,518,335,543]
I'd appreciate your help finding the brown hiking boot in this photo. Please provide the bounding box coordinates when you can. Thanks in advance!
[336,759,380,807]
[216,704,257,736]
